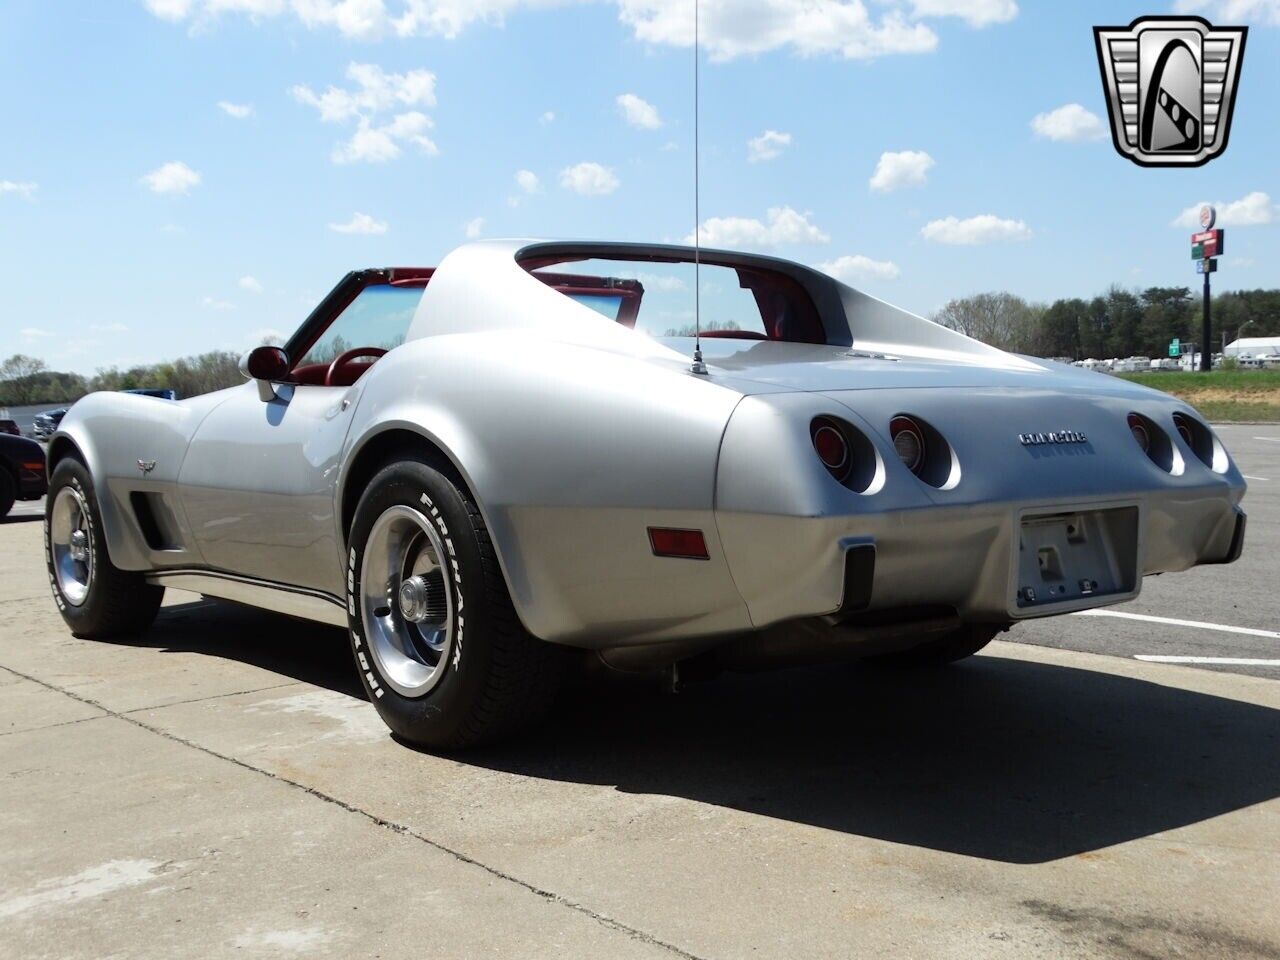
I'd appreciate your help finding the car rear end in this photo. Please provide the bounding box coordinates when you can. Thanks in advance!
[1,435,48,503]
[712,366,1245,636]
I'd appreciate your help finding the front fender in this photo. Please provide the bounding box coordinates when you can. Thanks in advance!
[51,390,233,570]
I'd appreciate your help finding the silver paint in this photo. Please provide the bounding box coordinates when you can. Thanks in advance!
[48,240,1246,655]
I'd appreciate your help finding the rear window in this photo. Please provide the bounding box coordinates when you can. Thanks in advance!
[529,257,825,344]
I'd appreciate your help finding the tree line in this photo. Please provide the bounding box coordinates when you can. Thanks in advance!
[934,287,1280,360]
[0,351,242,406]
[3,286,1278,405]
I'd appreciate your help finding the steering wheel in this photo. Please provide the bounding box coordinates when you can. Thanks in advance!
[325,347,387,387]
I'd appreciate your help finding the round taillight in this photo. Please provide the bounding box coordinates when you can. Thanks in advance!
[889,416,926,474]
[1127,413,1150,453]
[1172,412,1222,471]
[814,426,848,470]
[809,416,884,494]
[811,418,851,481]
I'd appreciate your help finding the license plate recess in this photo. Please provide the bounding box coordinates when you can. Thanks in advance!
[1015,506,1139,611]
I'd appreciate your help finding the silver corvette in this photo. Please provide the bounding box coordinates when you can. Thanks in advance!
[45,240,1247,747]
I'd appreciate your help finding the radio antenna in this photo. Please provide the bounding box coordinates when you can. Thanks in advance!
[690,0,707,375]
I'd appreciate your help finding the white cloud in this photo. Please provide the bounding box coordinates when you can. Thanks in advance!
[147,0,1019,57]
[331,111,438,163]
[616,93,662,129]
[869,150,934,192]
[238,275,264,293]
[144,0,193,20]
[201,296,234,310]
[329,212,388,234]
[464,216,485,238]
[747,130,791,163]
[559,161,620,196]
[291,62,436,122]
[515,169,540,193]
[1172,0,1280,26]
[149,0,578,40]
[293,63,439,163]
[540,110,556,124]
[20,327,55,339]
[218,100,254,118]
[0,180,37,199]
[907,0,1017,27]
[1030,103,1105,142]
[921,214,1031,245]
[617,0,938,61]
[1172,192,1277,228]
[140,161,201,195]
[90,323,130,333]
[686,206,830,249]
[816,254,901,283]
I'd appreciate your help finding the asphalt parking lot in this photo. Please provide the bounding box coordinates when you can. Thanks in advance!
[2,427,1277,958]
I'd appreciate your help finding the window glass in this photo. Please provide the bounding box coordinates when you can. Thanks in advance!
[568,293,626,321]
[530,257,824,343]
[535,260,767,337]
[299,285,424,367]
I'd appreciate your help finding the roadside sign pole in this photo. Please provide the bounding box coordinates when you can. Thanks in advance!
[1193,205,1219,372]
[1201,269,1212,371]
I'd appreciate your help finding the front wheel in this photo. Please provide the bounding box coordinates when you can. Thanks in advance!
[347,459,566,749]
[44,457,163,638]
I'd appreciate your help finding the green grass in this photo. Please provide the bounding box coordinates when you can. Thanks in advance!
[1117,369,1280,422]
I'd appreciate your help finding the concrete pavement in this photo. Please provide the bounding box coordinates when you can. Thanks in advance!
[2,513,1279,958]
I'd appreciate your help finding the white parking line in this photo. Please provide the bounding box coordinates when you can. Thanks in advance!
[1073,609,1280,639]
[1135,656,1280,666]
[1243,475,1270,481]
[1254,436,1280,442]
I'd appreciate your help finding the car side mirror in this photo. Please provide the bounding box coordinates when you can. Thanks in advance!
[240,346,290,401]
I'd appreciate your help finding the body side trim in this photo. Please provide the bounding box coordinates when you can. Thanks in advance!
[146,568,347,627]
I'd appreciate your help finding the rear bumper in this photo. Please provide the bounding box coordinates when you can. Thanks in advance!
[16,462,47,500]
[717,489,1245,630]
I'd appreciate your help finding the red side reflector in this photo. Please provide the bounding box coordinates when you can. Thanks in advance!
[21,462,44,471]
[648,527,710,560]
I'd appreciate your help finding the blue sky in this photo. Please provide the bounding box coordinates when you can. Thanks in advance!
[1,0,1277,374]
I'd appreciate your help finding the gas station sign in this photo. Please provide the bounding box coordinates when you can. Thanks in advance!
[1191,229,1224,260]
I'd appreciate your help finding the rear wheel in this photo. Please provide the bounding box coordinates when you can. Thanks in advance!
[347,458,566,749]
[866,623,1007,668]
[0,469,15,518]
[44,457,163,638]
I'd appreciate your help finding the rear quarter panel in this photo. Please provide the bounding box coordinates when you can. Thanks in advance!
[343,331,753,646]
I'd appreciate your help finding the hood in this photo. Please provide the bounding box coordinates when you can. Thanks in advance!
[658,337,1163,400]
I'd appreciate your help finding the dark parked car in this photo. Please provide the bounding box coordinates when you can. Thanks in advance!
[32,408,68,441]
[0,419,19,436]
[0,433,47,516]
[122,388,179,400]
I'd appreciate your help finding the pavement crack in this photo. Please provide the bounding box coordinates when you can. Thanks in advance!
[0,663,712,960]
[0,712,109,738]
[118,681,304,716]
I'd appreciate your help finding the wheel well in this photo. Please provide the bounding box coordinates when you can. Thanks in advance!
[340,428,474,543]
[47,436,82,472]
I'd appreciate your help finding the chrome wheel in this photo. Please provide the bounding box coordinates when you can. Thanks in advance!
[359,505,455,698]
[50,486,93,606]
